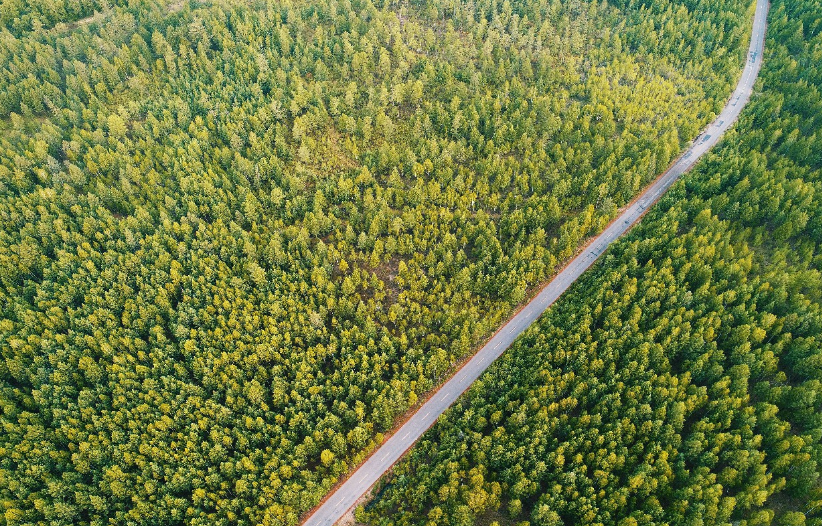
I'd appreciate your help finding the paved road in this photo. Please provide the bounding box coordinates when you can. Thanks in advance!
[302,1,769,524]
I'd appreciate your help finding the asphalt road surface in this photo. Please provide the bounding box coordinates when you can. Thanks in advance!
[302,1,769,524]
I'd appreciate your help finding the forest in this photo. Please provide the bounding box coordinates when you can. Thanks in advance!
[357,0,822,524]
[0,0,754,524]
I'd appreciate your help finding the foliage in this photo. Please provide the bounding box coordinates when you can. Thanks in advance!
[0,0,751,524]
[0,0,130,36]
[359,0,822,524]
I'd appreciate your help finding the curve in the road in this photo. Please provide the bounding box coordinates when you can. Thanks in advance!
[301,1,770,524]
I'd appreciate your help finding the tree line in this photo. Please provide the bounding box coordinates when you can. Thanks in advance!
[358,0,822,524]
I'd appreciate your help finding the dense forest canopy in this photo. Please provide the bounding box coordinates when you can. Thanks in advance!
[1,0,752,524]
[358,0,822,524]
[0,0,132,36]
